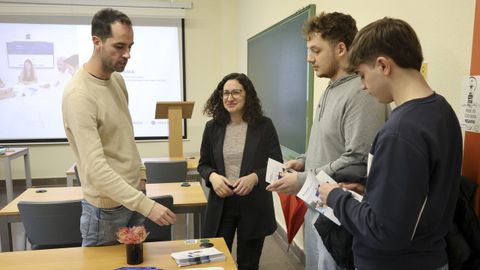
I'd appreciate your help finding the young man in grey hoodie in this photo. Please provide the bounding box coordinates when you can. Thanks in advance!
[267,12,388,270]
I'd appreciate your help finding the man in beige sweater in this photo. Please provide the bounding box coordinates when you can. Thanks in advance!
[62,8,176,246]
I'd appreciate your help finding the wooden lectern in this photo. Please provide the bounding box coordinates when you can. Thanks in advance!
[155,101,194,158]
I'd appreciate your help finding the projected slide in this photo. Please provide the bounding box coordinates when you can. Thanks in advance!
[0,22,184,142]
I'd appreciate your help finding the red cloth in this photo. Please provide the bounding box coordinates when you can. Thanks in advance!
[278,193,308,244]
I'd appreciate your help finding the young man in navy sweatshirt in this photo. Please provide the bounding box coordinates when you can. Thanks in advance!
[319,17,463,270]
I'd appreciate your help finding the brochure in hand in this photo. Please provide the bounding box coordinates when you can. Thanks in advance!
[265,158,286,183]
[170,247,225,267]
[296,171,363,226]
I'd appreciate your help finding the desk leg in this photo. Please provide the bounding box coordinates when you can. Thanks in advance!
[185,214,191,239]
[24,152,32,188]
[194,209,203,239]
[4,159,13,202]
[0,217,13,252]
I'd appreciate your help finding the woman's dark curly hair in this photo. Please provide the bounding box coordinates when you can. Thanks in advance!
[203,73,263,125]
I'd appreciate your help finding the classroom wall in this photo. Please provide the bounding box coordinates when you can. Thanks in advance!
[1,0,477,253]
[236,0,476,250]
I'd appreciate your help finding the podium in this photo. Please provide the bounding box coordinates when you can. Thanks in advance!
[155,101,194,158]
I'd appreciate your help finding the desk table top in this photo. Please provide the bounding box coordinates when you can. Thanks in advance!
[0,182,207,216]
[0,237,237,270]
[0,147,28,159]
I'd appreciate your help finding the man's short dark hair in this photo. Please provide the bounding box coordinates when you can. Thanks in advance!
[303,12,357,49]
[91,8,132,41]
[347,17,423,72]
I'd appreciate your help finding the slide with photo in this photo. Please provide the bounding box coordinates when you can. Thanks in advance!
[0,20,185,143]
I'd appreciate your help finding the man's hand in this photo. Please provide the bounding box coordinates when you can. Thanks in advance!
[210,172,234,198]
[266,171,300,195]
[318,182,340,205]
[339,182,365,195]
[233,173,258,196]
[147,202,176,226]
[285,159,304,171]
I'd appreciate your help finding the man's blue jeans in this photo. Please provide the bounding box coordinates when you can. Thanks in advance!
[80,199,146,246]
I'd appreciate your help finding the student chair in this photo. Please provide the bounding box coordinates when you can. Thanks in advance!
[144,160,188,183]
[18,200,82,250]
[144,160,189,238]
[144,195,174,242]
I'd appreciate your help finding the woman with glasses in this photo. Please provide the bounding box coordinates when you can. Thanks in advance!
[198,72,283,270]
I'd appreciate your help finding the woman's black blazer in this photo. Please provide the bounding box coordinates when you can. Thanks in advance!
[197,116,283,240]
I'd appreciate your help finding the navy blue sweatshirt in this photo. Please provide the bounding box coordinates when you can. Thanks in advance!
[327,93,463,270]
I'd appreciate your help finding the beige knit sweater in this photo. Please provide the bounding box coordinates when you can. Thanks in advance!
[62,67,154,217]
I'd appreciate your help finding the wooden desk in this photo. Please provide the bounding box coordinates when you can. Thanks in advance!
[0,147,32,202]
[0,237,237,270]
[65,157,199,187]
[0,182,207,252]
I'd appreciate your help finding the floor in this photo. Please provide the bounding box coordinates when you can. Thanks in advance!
[0,180,304,270]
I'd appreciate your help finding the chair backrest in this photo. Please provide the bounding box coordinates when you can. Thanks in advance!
[144,160,187,183]
[18,200,82,250]
[144,195,174,242]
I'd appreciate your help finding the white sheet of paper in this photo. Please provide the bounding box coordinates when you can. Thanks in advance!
[170,247,224,260]
[315,170,338,185]
[297,172,321,205]
[297,170,364,226]
[317,170,363,201]
[320,207,341,226]
[265,158,285,183]
[296,172,342,225]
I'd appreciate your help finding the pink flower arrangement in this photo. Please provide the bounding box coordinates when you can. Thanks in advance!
[116,226,149,244]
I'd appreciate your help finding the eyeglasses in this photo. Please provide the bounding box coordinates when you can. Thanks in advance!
[221,89,243,99]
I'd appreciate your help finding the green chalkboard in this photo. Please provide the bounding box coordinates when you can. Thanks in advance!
[248,5,315,159]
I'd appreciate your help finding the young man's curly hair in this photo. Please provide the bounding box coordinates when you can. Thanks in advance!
[303,12,357,49]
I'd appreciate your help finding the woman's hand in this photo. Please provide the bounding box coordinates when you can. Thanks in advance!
[233,173,258,196]
[210,172,234,198]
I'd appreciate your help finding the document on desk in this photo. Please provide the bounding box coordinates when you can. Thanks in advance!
[170,247,225,267]
[296,171,363,226]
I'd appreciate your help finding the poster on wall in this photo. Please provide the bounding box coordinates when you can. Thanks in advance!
[460,75,480,132]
